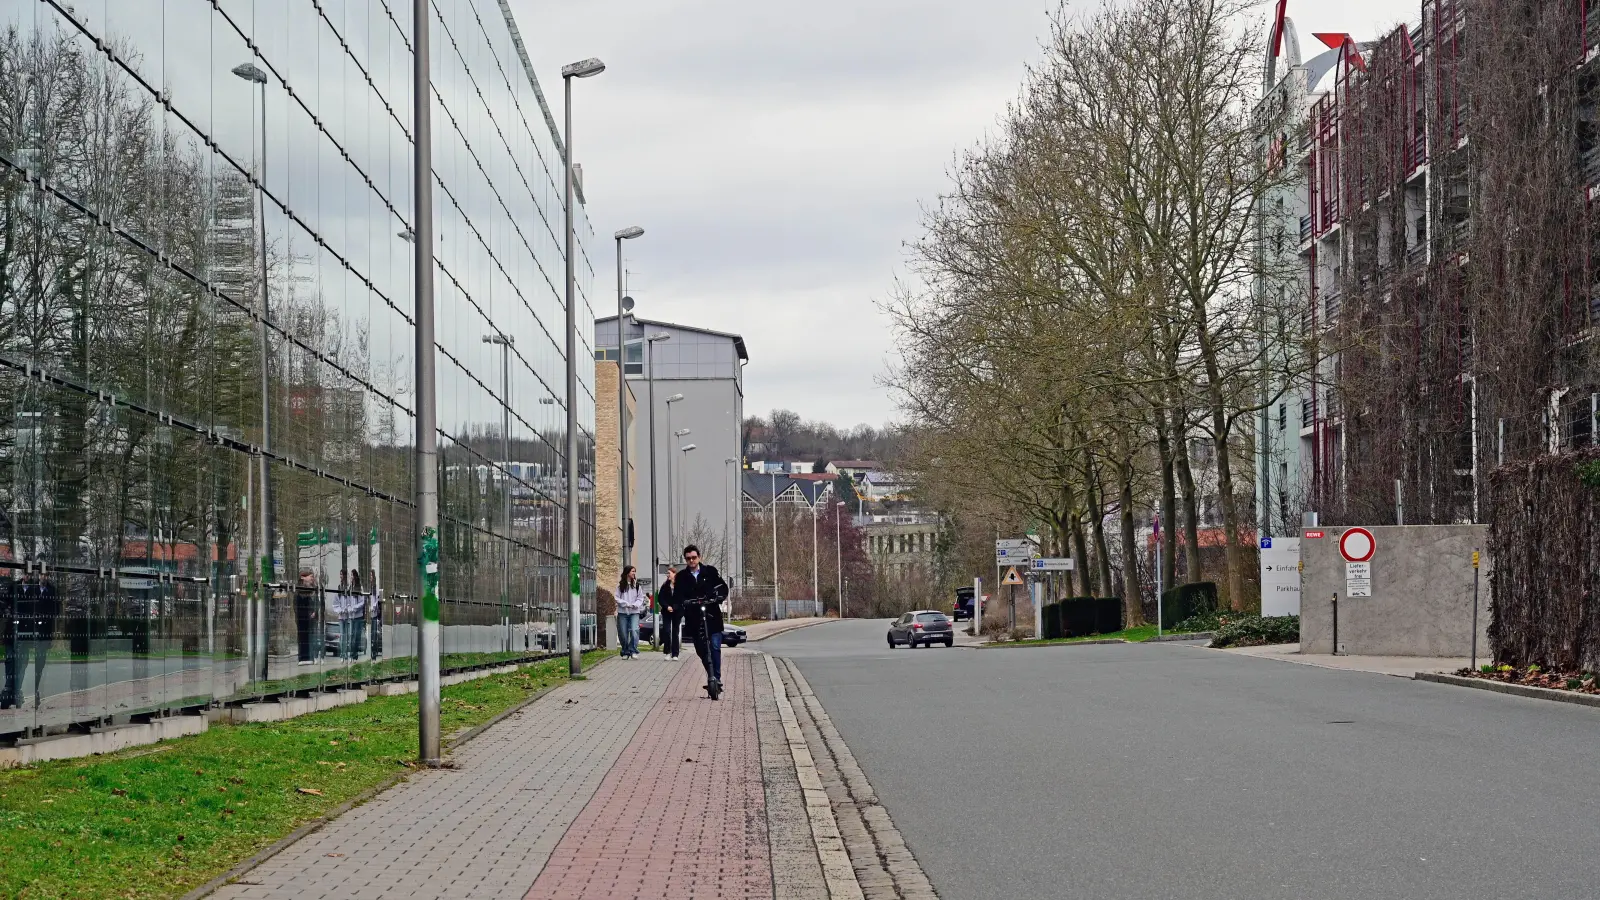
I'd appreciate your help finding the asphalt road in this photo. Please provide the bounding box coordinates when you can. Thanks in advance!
[762,620,1600,900]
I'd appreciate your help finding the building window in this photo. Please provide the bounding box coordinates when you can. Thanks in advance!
[1278,402,1287,432]
[624,340,643,375]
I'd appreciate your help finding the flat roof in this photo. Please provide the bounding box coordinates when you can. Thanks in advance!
[598,315,749,363]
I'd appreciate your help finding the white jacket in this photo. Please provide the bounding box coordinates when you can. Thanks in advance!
[615,585,649,615]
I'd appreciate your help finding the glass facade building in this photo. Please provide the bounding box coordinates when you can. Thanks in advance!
[0,0,598,739]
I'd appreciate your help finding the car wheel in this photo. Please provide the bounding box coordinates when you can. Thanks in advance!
[887,634,896,648]
[943,637,954,647]
[908,638,918,649]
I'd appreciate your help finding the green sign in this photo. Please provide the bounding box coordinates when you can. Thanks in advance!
[569,552,582,596]
[419,527,440,622]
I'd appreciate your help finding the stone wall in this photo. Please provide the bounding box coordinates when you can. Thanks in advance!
[1300,524,1491,657]
[595,361,636,595]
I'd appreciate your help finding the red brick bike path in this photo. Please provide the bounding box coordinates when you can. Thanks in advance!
[524,651,773,899]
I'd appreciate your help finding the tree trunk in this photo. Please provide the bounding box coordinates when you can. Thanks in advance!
[1172,406,1204,582]
[1118,467,1144,627]
[1087,474,1113,598]
[1071,514,1092,597]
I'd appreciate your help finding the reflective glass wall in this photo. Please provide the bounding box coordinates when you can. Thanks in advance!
[0,0,597,739]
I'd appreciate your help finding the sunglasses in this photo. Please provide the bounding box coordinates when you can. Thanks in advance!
[684,554,699,562]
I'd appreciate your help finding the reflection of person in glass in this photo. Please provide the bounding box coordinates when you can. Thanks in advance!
[336,569,352,661]
[2,564,59,710]
[295,569,318,664]
[367,568,381,659]
[348,569,364,661]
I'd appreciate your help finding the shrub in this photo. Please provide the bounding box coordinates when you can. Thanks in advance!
[1210,614,1300,649]
[1160,582,1219,630]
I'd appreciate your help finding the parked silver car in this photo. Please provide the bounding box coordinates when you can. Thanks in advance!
[888,610,954,648]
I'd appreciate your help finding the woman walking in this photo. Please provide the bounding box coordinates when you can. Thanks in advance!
[615,567,647,659]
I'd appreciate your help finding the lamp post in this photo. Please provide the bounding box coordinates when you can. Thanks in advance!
[613,227,643,584]
[232,60,274,679]
[835,501,846,617]
[770,472,779,620]
[482,334,513,652]
[664,394,684,556]
[405,0,442,765]
[811,492,820,618]
[561,56,605,677]
[645,336,670,643]
[670,427,690,555]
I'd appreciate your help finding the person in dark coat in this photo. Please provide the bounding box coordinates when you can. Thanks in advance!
[674,545,729,699]
[656,566,682,660]
[3,567,58,709]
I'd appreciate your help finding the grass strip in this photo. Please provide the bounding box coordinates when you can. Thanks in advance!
[0,649,613,900]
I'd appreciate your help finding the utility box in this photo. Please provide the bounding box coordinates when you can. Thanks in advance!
[1299,524,1490,657]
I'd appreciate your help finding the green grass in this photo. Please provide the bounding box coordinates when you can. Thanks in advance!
[0,649,613,900]
[984,624,1163,648]
[727,618,763,627]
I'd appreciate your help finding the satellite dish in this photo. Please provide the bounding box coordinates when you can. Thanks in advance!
[621,296,636,313]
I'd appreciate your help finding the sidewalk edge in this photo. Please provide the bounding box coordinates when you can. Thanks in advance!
[748,619,833,643]
[1415,671,1600,709]
[182,655,613,900]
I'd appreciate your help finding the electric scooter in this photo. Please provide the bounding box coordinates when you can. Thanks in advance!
[692,596,721,701]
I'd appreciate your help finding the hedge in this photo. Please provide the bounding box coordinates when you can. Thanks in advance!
[1160,582,1218,630]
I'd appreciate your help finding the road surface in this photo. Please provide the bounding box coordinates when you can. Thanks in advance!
[762,619,1600,900]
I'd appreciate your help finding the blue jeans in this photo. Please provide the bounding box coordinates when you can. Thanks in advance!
[692,631,723,682]
[616,612,640,656]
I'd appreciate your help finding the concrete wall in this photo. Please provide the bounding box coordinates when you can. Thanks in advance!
[1300,525,1491,656]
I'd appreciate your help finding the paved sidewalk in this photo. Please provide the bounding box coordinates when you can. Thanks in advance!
[213,658,669,900]
[525,653,771,899]
[745,617,831,642]
[1218,641,1469,677]
[209,648,843,900]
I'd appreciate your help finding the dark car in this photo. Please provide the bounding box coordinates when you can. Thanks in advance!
[888,610,954,648]
[953,588,975,621]
[639,613,746,647]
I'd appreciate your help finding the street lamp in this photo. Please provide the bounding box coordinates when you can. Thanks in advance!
[482,334,514,652]
[811,490,820,618]
[403,0,442,765]
[670,428,690,556]
[562,55,605,677]
[836,501,847,617]
[613,227,644,588]
[645,335,671,644]
[664,395,685,557]
[770,471,779,619]
[233,59,274,680]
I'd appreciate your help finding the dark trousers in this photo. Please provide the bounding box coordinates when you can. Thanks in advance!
[294,592,317,662]
[2,632,49,708]
[692,631,723,682]
[660,614,682,657]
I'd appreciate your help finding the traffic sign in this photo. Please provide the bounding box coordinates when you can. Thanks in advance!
[1001,567,1024,586]
[1339,527,1376,562]
[996,547,1033,565]
[996,538,1034,551]
[1031,557,1074,571]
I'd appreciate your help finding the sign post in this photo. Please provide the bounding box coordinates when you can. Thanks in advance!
[1470,549,1481,670]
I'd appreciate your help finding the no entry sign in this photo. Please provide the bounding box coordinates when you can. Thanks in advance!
[1339,527,1376,563]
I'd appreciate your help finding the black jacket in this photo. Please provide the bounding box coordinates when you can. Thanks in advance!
[668,564,727,638]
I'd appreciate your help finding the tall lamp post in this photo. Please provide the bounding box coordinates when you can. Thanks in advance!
[613,227,643,583]
[770,472,779,619]
[669,427,690,554]
[561,56,606,677]
[405,0,443,765]
[835,501,846,617]
[723,458,737,572]
[645,335,670,644]
[232,60,274,679]
[482,334,513,652]
[811,493,820,618]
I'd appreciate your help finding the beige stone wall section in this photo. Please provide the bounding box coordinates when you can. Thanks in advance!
[595,361,637,594]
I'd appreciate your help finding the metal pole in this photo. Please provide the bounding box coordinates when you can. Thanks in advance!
[412,0,442,766]
[562,74,582,677]
[1331,592,1340,656]
[1470,549,1481,670]
[254,78,275,682]
[616,239,629,588]
[666,403,676,562]
[501,341,510,653]
[771,472,779,619]
[812,500,819,618]
[835,506,843,617]
[647,340,659,647]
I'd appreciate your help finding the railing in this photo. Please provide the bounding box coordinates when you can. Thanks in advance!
[1299,216,1313,243]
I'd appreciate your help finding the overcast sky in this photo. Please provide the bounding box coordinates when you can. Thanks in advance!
[512,0,1415,431]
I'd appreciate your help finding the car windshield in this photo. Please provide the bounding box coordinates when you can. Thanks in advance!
[915,613,947,623]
